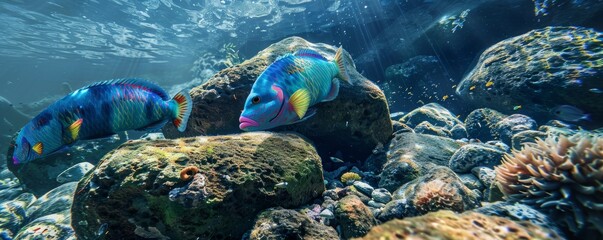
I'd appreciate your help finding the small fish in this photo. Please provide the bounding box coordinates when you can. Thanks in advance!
[442,95,449,101]
[513,105,522,110]
[552,105,589,122]
[12,79,193,165]
[589,88,603,94]
[330,156,344,163]
[275,182,288,189]
[97,223,108,237]
[485,81,494,87]
[239,47,349,131]
[469,85,476,91]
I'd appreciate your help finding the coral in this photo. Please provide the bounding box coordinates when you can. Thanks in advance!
[358,210,562,240]
[495,133,603,235]
[413,178,464,213]
[179,166,199,181]
[341,172,361,184]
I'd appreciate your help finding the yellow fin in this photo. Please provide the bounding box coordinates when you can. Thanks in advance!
[69,118,83,140]
[289,89,311,119]
[32,142,43,155]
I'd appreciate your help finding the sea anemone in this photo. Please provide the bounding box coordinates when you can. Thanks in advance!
[495,133,603,235]
[180,166,199,181]
[340,172,361,184]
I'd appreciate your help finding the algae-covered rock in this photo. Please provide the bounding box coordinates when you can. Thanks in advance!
[335,195,378,239]
[493,114,537,145]
[379,132,462,191]
[464,108,507,141]
[162,37,392,162]
[399,103,462,130]
[249,207,338,240]
[14,209,75,240]
[358,210,563,240]
[448,143,505,173]
[72,132,324,240]
[456,26,603,125]
[379,167,480,221]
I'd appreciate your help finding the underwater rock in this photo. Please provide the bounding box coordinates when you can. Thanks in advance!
[413,121,452,138]
[456,26,603,125]
[0,193,36,238]
[26,182,77,222]
[379,167,480,221]
[450,124,468,139]
[335,195,378,239]
[474,202,564,238]
[464,108,507,141]
[162,37,392,162]
[371,188,392,204]
[493,114,537,145]
[448,143,505,173]
[72,132,325,240]
[55,162,95,183]
[399,103,462,132]
[471,166,496,189]
[6,134,125,196]
[379,132,462,191]
[359,210,563,240]
[13,209,74,240]
[249,207,338,240]
[458,173,483,190]
[352,181,374,197]
[0,187,23,203]
[511,130,548,150]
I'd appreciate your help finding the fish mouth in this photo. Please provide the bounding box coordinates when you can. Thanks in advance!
[239,116,259,130]
[12,156,19,165]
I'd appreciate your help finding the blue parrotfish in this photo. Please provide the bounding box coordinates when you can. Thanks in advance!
[239,47,349,131]
[11,78,192,165]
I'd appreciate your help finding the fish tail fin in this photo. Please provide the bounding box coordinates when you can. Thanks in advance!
[333,47,350,84]
[170,89,193,132]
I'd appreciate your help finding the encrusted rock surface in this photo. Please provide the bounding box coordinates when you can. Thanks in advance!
[379,167,480,221]
[456,26,603,125]
[449,143,505,173]
[464,108,507,141]
[163,37,392,161]
[72,132,324,240]
[335,195,378,239]
[249,207,338,240]
[358,210,563,240]
[379,132,462,191]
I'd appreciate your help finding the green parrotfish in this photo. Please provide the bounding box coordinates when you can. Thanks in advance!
[239,47,349,131]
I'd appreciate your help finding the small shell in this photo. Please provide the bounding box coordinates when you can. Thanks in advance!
[180,166,199,181]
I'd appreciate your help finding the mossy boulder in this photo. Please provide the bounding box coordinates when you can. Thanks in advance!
[456,26,603,125]
[358,210,563,240]
[335,195,378,239]
[71,132,325,240]
[249,207,338,240]
[162,37,392,162]
[379,132,462,191]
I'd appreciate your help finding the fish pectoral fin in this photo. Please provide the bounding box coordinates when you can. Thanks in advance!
[136,120,168,132]
[289,88,311,119]
[32,142,43,155]
[68,118,83,140]
[292,108,317,124]
[323,79,340,102]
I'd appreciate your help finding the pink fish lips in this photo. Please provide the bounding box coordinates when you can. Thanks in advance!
[239,116,259,130]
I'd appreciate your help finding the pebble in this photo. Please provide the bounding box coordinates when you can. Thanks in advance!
[371,188,392,203]
[368,200,386,208]
[353,181,374,196]
[458,173,484,190]
[471,166,496,187]
[319,209,334,219]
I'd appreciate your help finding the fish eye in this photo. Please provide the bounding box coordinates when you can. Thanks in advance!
[252,96,260,104]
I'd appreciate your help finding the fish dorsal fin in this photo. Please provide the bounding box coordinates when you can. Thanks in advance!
[294,49,327,60]
[275,53,294,61]
[289,88,311,119]
[83,78,170,100]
